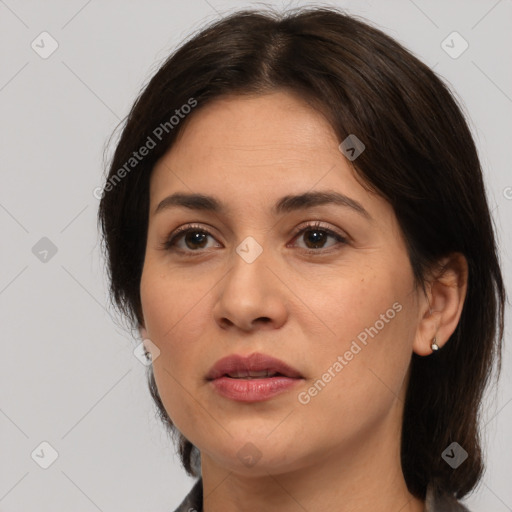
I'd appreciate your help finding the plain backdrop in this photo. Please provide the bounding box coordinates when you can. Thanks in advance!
[1,0,511,511]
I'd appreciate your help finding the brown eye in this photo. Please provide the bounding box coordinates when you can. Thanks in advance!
[292,222,347,252]
[163,225,220,253]
[181,230,210,250]
[302,228,329,249]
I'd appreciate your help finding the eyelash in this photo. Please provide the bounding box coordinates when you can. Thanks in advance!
[161,221,348,257]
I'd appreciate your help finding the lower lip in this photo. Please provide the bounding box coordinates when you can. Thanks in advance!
[210,376,303,402]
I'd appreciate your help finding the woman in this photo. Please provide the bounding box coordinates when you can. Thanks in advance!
[98,6,505,512]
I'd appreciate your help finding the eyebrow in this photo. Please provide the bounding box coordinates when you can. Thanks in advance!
[154,191,371,219]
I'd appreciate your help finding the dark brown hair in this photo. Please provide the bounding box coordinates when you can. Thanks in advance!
[97,6,505,501]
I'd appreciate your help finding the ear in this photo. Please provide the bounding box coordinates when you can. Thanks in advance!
[413,252,468,356]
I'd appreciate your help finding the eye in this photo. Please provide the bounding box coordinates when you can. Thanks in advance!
[290,221,348,253]
[161,221,348,255]
[161,224,220,254]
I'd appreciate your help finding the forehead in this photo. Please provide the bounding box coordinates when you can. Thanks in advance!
[147,91,396,230]
[178,91,334,147]
[151,92,353,194]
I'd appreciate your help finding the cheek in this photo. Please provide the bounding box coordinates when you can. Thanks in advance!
[140,263,213,387]
[310,262,400,343]
[304,261,415,407]
[140,259,209,342]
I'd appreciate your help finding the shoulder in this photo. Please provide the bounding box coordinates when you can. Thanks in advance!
[170,478,203,512]
[425,483,472,512]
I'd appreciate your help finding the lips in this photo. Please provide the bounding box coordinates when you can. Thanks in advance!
[206,352,304,402]
[206,353,303,381]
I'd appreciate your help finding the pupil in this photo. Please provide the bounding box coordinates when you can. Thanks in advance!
[186,231,207,249]
[306,229,326,248]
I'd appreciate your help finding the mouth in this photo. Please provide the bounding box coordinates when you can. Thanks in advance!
[206,353,304,402]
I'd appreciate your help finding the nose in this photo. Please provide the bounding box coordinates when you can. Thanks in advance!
[213,244,288,332]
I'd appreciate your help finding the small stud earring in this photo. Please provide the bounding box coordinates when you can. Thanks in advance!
[431,336,439,351]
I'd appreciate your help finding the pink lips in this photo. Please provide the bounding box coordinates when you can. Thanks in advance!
[206,352,304,402]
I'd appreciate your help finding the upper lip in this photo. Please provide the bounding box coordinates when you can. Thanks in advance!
[206,353,303,380]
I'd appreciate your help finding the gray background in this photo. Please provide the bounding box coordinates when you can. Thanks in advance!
[1,0,511,510]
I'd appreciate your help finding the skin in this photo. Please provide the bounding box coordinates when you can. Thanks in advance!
[139,91,468,512]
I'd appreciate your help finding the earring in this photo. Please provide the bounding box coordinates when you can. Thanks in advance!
[431,336,439,351]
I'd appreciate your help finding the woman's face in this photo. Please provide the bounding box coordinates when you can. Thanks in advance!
[140,91,425,476]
